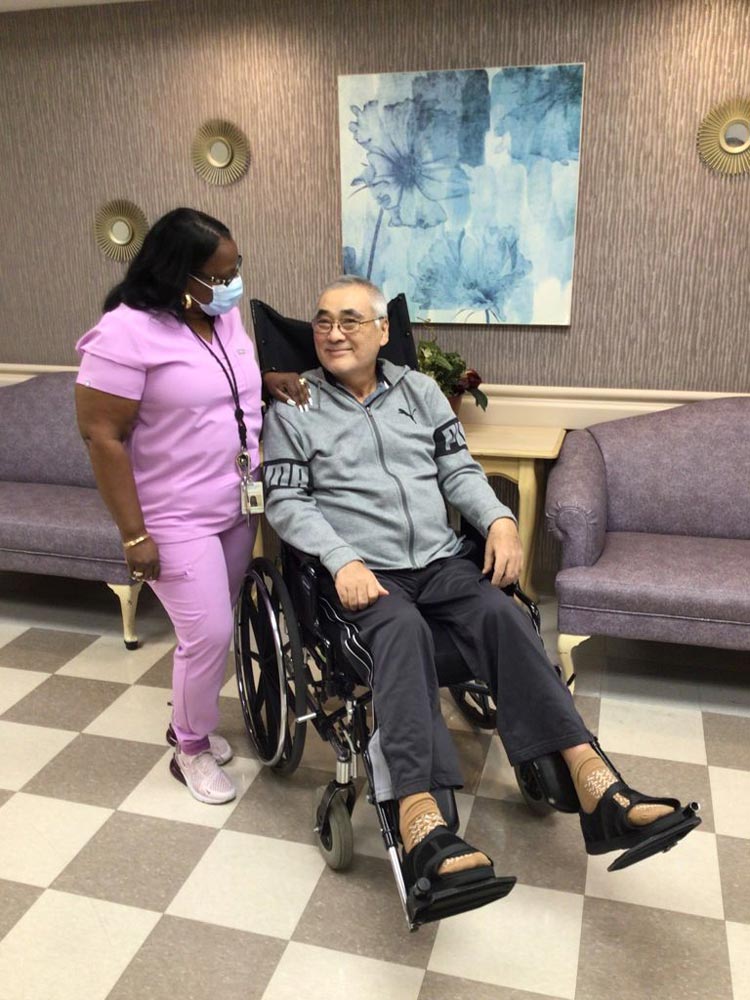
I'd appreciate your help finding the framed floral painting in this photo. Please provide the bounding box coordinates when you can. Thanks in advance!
[338,64,585,325]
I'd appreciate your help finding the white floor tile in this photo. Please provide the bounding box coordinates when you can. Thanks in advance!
[0,889,159,1000]
[585,828,723,919]
[262,942,424,1000]
[0,666,47,714]
[119,749,261,829]
[476,734,520,801]
[0,792,112,887]
[167,829,325,939]
[709,766,750,840]
[220,675,239,699]
[83,684,172,744]
[57,635,175,684]
[601,657,702,709]
[727,921,750,1000]
[428,883,583,998]
[0,720,76,791]
[597,697,706,765]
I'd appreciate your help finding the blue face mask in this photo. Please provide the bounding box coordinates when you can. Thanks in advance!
[192,274,244,316]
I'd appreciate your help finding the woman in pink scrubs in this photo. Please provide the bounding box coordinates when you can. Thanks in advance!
[75,208,305,805]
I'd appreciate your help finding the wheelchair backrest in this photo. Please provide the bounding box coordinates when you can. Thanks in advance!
[250,293,417,374]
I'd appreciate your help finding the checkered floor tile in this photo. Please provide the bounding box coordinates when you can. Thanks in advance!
[1,572,749,1000]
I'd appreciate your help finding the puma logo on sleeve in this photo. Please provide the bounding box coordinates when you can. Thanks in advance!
[433,418,467,457]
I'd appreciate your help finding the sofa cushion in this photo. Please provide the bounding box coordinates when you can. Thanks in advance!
[589,397,750,539]
[557,531,750,627]
[0,482,124,565]
[0,373,95,488]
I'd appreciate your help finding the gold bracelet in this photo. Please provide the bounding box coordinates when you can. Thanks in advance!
[122,533,150,549]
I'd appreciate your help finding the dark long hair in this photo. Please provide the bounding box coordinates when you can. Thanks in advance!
[103,208,231,317]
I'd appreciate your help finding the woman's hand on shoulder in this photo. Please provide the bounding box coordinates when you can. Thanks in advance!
[263,371,310,411]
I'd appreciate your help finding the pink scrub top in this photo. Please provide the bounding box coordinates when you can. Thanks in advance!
[76,303,262,543]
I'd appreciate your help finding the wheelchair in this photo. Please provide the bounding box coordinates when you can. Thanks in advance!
[236,295,581,929]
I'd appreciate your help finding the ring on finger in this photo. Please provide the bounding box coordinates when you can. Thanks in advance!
[131,570,145,580]
[298,377,307,386]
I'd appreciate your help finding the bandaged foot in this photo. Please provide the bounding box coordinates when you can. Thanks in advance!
[571,750,674,825]
[399,792,490,875]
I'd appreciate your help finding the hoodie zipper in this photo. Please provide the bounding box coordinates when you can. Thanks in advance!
[365,404,417,569]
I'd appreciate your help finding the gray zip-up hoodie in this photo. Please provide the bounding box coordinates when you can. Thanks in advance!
[262,360,515,577]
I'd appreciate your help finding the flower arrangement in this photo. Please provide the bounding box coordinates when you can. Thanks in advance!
[417,339,488,411]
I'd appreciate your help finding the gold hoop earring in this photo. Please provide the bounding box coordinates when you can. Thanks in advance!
[181,293,193,310]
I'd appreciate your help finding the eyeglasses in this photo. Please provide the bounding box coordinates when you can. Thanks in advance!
[191,254,243,287]
[312,315,385,336]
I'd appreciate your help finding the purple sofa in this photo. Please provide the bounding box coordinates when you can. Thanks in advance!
[0,372,143,648]
[545,397,750,680]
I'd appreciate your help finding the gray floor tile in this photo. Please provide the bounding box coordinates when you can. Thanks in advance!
[573,694,600,736]
[0,878,43,939]
[23,734,166,808]
[452,730,493,794]
[717,834,750,924]
[575,897,733,1000]
[466,796,588,894]
[1,675,127,731]
[420,972,561,1000]
[703,711,750,770]
[293,853,437,967]
[225,765,339,844]
[216,694,256,758]
[52,812,216,911]
[135,647,175,689]
[107,915,286,1000]
[138,650,234,692]
[599,752,714,832]
[0,628,98,672]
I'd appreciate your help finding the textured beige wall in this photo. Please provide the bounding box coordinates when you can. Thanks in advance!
[1,0,748,390]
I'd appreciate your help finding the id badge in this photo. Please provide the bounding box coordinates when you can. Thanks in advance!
[240,478,264,515]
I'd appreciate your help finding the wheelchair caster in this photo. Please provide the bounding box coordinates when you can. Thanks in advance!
[313,786,354,871]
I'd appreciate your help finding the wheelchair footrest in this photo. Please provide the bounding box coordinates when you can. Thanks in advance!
[406,871,516,928]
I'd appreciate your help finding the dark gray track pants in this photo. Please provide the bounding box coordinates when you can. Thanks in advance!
[331,555,592,800]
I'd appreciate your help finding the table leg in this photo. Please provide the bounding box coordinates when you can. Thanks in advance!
[516,459,538,599]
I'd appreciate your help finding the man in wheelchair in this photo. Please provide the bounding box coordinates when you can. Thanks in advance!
[262,275,700,918]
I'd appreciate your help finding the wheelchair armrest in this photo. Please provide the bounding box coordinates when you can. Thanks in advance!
[281,545,330,633]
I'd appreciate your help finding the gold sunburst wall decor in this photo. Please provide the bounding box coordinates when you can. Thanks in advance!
[94,199,148,262]
[697,98,750,176]
[192,119,250,185]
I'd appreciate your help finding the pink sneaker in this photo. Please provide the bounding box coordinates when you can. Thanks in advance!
[165,725,233,765]
[170,751,236,804]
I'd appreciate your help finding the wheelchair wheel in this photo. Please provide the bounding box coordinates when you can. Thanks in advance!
[449,685,496,731]
[514,763,554,817]
[235,557,307,774]
[313,789,354,871]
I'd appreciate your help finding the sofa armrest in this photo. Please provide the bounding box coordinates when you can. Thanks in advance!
[545,430,608,568]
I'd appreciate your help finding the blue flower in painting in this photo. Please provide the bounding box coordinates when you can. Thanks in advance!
[349,99,469,229]
[492,64,583,164]
[413,226,531,322]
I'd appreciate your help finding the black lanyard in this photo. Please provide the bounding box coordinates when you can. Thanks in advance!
[188,326,248,453]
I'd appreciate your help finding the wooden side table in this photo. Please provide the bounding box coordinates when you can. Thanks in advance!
[463,424,566,597]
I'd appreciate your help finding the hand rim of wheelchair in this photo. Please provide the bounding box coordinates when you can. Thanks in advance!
[234,557,307,773]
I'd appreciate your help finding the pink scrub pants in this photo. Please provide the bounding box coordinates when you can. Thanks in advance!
[149,518,256,754]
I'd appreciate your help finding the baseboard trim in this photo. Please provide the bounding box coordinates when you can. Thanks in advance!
[1,363,745,428]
